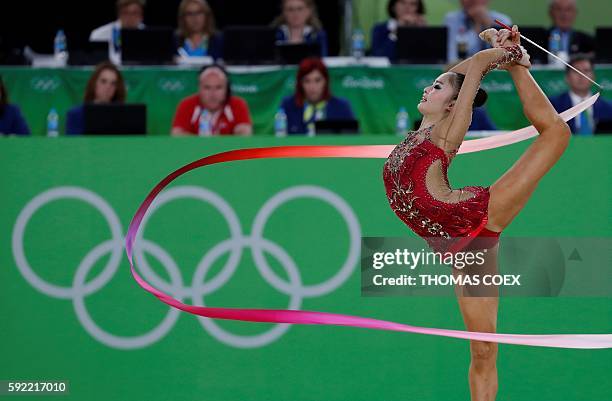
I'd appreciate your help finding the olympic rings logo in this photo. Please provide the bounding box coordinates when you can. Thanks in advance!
[12,185,360,349]
[30,77,61,92]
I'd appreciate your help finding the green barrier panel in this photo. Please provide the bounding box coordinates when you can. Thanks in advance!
[1,137,611,400]
[3,66,612,136]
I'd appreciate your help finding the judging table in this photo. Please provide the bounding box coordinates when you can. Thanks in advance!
[2,62,611,136]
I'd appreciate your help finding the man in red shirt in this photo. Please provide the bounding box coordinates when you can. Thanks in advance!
[171,65,253,136]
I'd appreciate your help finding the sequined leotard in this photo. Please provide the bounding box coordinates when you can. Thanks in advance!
[382,45,523,253]
[382,126,495,253]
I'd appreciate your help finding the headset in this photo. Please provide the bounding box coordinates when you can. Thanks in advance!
[198,64,232,107]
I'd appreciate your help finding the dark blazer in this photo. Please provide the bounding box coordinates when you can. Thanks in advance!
[370,22,397,60]
[66,104,85,135]
[280,95,355,135]
[470,107,497,131]
[547,27,595,55]
[176,32,224,59]
[275,27,328,57]
[549,92,612,133]
[0,104,30,135]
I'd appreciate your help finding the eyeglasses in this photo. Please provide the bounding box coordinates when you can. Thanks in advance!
[285,6,307,13]
[184,10,205,17]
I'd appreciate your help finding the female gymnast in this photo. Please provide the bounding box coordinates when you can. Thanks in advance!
[382,26,571,401]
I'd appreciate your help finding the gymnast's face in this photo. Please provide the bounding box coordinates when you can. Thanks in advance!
[417,73,456,116]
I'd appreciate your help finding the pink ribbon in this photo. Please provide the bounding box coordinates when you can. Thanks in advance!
[126,94,612,349]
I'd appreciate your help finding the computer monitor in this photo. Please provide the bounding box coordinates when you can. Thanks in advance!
[513,27,548,65]
[222,26,276,65]
[314,119,360,135]
[68,41,109,66]
[83,104,147,135]
[595,119,612,134]
[595,27,612,63]
[121,27,176,65]
[276,43,321,65]
[396,27,447,64]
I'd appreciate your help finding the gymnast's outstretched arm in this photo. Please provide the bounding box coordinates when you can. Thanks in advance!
[448,56,472,75]
[434,46,523,151]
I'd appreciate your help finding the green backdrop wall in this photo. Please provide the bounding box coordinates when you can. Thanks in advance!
[2,66,612,137]
[1,136,611,400]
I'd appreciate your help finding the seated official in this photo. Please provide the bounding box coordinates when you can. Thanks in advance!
[272,0,328,57]
[89,0,146,64]
[66,62,127,135]
[548,55,612,135]
[0,76,30,136]
[444,0,511,62]
[176,0,223,59]
[547,0,594,58]
[171,65,252,136]
[280,58,355,135]
[370,0,427,61]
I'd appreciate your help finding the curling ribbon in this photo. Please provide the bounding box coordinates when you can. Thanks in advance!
[126,94,612,349]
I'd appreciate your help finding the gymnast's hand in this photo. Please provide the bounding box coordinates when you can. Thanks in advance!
[482,25,531,69]
[499,25,531,69]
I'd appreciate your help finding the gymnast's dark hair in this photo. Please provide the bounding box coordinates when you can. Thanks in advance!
[450,72,488,109]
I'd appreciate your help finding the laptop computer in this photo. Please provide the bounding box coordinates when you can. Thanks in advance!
[595,119,612,134]
[518,27,548,65]
[276,42,321,65]
[314,119,360,135]
[83,104,147,135]
[595,27,612,63]
[396,27,447,64]
[121,27,176,65]
[68,41,109,66]
[222,26,276,65]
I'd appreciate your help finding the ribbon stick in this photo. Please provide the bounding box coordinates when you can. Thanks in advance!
[494,19,603,89]
[126,94,612,349]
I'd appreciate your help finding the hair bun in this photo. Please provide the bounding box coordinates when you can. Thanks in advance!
[473,88,488,108]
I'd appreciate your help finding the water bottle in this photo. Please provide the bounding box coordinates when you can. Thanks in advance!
[396,107,410,137]
[198,109,212,136]
[274,108,287,137]
[307,122,316,137]
[47,108,59,137]
[54,29,68,60]
[351,28,365,59]
[456,26,469,60]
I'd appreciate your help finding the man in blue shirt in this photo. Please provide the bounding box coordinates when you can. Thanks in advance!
[444,0,511,63]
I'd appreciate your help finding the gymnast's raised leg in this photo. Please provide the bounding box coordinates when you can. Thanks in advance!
[455,27,571,401]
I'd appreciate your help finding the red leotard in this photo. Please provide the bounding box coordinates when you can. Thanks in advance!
[382,125,499,254]
[382,45,523,253]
